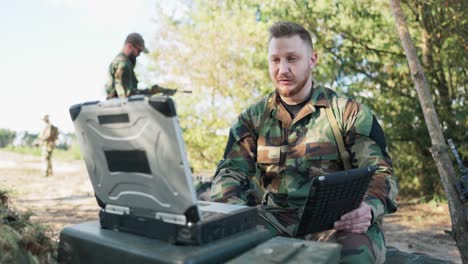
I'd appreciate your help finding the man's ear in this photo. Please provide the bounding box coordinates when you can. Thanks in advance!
[310,51,318,70]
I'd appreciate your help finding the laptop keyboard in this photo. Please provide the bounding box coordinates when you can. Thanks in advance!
[201,210,219,220]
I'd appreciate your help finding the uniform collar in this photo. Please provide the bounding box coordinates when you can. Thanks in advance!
[265,82,333,127]
[118,52,136,68]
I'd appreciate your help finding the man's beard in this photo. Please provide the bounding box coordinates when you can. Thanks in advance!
[129,56,137,66]
[277,77,309,98]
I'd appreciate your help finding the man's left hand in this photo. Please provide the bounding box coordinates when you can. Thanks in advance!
[333,202,372,233]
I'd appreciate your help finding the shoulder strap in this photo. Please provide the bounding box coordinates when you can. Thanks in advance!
[324,107,352,170]
[321,88,352,170]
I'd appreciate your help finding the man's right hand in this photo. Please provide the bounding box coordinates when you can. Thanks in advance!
[333,202,372,234]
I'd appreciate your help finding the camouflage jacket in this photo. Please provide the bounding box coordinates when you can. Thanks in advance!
[39,124,56,151]
[210,85,398,228]
[105,53,138,98]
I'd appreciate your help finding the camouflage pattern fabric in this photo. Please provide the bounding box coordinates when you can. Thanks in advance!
[333,224,387,264]
[0,225,37,264]
[105,52,138,98]
[39,124,56,177]
[211,85,398,264]
[41,146,53,177]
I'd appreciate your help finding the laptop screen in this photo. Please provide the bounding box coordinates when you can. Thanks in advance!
[104,150,151,173]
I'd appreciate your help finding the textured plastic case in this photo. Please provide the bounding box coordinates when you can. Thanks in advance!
[70,95,198,219]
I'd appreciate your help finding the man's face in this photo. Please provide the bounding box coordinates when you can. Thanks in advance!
[268,35,317,101]
[130,44,142,60]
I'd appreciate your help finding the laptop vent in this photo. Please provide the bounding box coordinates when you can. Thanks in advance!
[104,150,151,173]
[98,114,130,124]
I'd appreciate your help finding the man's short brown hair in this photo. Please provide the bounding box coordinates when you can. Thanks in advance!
[268,21,313,50]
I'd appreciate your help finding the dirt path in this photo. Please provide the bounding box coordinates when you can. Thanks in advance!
[0,150,461,263]
[0,151,99,236]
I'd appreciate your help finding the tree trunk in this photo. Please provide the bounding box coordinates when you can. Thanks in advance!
[389,0,468,263]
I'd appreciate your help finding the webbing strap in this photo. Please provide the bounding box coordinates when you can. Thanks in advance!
[324,106,352,170]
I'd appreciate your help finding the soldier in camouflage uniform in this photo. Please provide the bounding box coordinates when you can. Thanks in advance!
[105,32,149,99]
[210,21,398,264]
[38,115,58,177]
[105,33,176,99]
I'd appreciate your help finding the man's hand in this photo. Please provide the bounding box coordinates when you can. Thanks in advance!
[333,202,372,233]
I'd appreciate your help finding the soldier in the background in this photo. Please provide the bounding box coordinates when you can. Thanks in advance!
[105,32,176,99]
[38,115,58,177]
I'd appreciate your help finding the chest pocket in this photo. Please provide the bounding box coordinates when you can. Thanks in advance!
[305,142,340,160]
[256,145,287,197]
[257,145,288,164]
[305,142,341,175]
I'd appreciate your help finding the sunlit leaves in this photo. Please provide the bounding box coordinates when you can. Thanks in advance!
[148,0,466,198]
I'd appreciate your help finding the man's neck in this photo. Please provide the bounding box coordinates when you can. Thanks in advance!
[121,48,136,66]
[280,93,311,119]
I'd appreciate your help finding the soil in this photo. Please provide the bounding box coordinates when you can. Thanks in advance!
[0,150,462,263]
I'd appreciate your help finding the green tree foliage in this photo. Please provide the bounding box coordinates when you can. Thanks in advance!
[17,131,38,147]
[151,0,466,198]
[256,0,466,197]
[151,1,271,172]
[0,128,16,148]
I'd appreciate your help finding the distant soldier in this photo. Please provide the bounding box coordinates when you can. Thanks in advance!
[105,32,176,99]
[38,115,58,177]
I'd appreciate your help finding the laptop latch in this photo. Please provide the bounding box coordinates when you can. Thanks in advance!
[184,205,200,223]
[105,204,130,215]
[155,212,187,225]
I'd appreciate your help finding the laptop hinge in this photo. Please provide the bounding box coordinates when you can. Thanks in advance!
[105,204,130,215]
[155,212,187,225]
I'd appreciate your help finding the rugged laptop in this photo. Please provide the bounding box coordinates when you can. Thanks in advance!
[69,95,256,245]
[294,166,377,236]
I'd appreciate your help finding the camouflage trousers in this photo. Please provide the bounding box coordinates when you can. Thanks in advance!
[41,147,53,177]
[257,205,386,264]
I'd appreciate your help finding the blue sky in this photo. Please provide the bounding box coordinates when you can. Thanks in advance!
[1,0,176,133]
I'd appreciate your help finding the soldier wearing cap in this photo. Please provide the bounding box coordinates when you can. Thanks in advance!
[105,33,176,98]
[105,33,149,99]
[38,115,58,177]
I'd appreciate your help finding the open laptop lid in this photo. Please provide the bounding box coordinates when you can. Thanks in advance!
[70,96,198,222]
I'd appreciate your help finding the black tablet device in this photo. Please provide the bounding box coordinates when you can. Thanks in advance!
[295,166,377,236]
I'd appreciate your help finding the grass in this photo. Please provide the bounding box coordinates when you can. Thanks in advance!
[2,144,82,161]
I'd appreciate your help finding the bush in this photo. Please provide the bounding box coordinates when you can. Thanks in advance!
[0,129,16,148]
[0,188,57,263]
